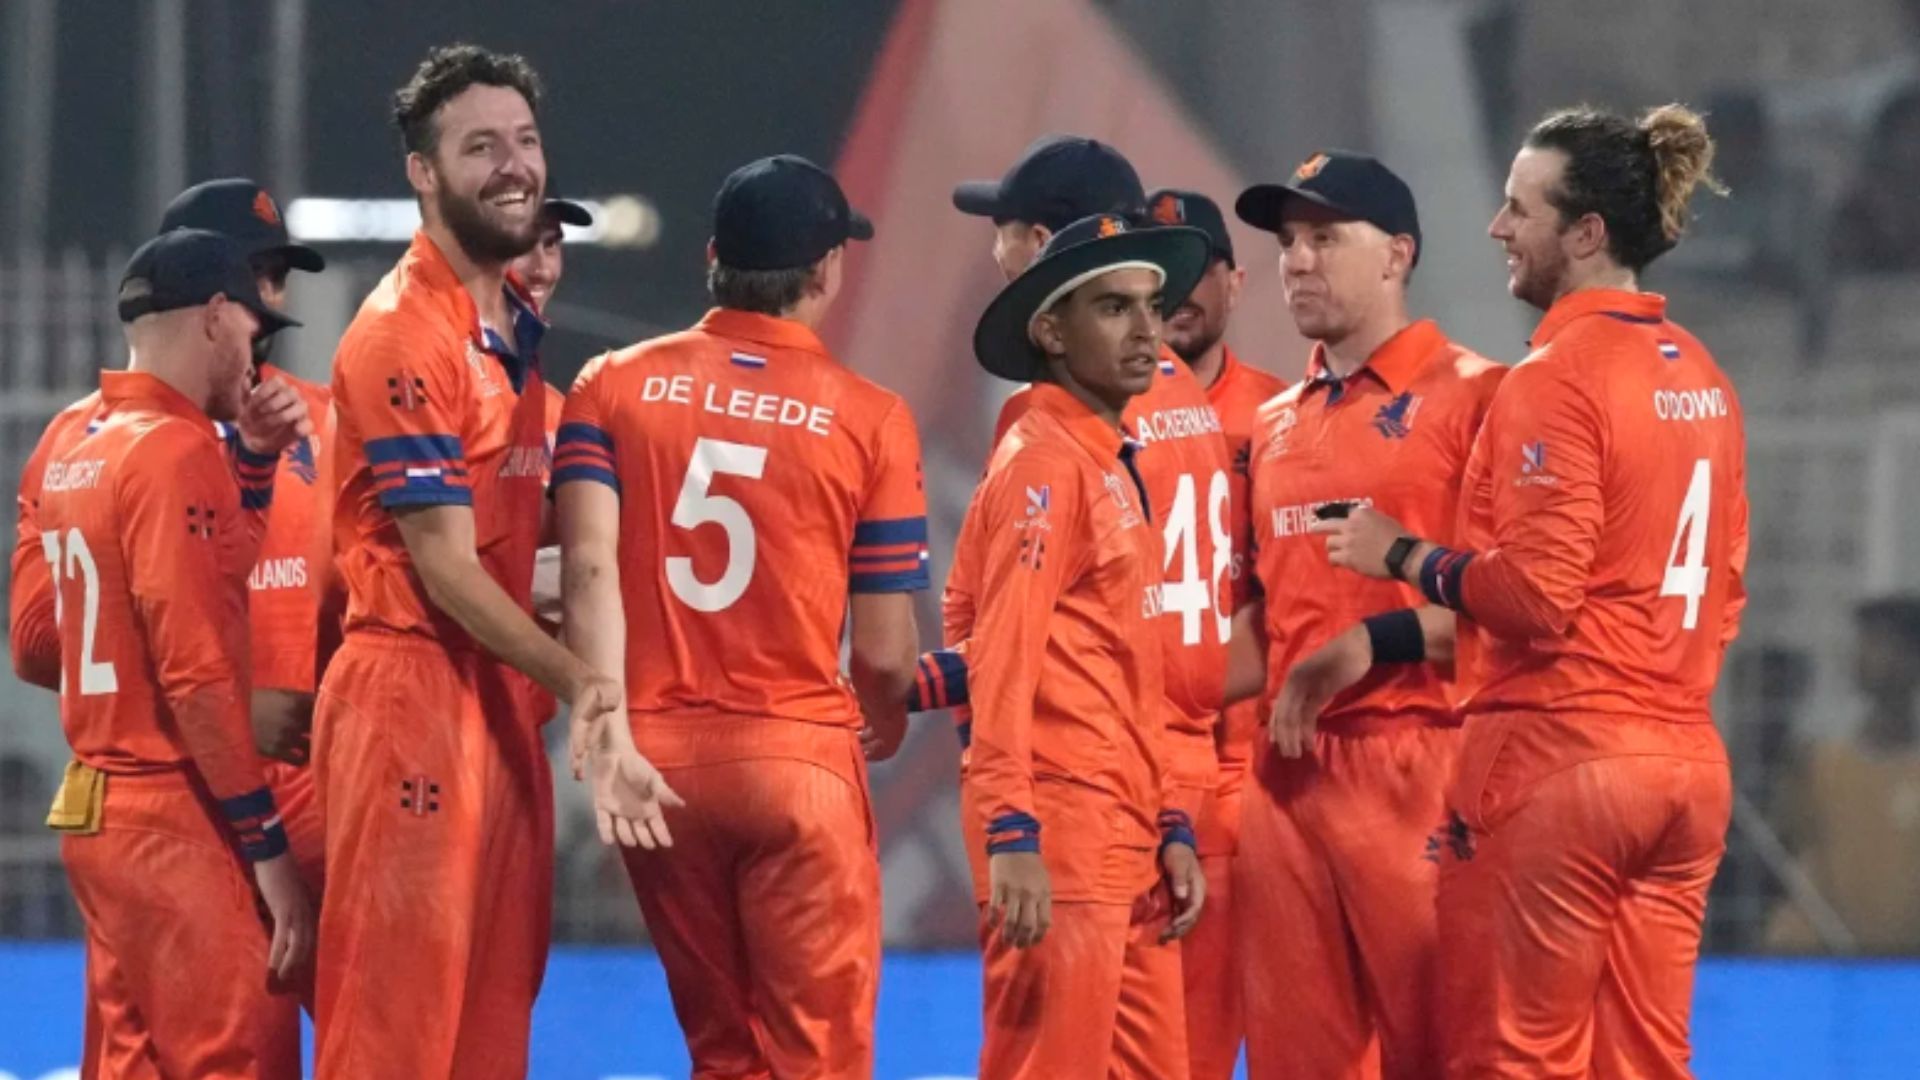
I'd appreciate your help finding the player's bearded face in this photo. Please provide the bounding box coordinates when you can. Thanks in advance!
[249,259,290,368]
[1035,267,1164,410]
[206,298,259,422]
[1165,258,1232,363]
[423,85,547,266]
[1491,147,1574,311]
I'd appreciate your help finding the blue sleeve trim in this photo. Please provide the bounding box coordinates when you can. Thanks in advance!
[550,465,623,495]
[1418,546,1474,613]
[365,433,466,465]
[377,486,475,510]
[986,811,1042,855]
[849,566,932,594]
[554,422,614,452]
[852,516,930,547]
[1158,809,1197,852]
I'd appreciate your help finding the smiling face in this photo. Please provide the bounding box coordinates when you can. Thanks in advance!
[1031,266,1165,409]
[410,83,547,266]
[1489,146,1577,311]
[514,219,565,308]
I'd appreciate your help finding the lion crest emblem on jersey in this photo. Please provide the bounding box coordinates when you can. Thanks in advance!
[1373,392,1422,439]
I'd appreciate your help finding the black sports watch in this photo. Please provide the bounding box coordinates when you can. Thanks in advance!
[1384,536,1420,583]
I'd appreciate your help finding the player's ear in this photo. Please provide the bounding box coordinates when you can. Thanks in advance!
[405,151,435,202]
[1225,263,1246,313]
[1568,210,1609,262]
[705,239,718,268]
[1385,235,1416,285]
[202,294,229,342]
[1031,311,1066,358]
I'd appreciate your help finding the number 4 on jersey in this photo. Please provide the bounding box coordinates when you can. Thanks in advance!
[1161,470,1233,646]
[1661,459,1711,630]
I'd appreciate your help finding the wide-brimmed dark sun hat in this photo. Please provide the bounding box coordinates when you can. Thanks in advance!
[972,213,1211,381]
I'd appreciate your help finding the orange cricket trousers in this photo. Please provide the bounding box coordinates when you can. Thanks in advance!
[1235,719,1459,1080]
[63,770,302,1080]
[1183,776,1244,1080]
[311,632,554,1080]
[622,716,880,1080]
[1437,713,1731,1079]
[978,886,1188,1080]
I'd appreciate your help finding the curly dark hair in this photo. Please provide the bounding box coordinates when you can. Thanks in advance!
[391,44,543,156]
[1525,103,1727,272]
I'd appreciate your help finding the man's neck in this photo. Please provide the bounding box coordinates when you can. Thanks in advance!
[779,295,829,332]
[1321,313,1412,380]
[1187,341,1228,389]
[1552,260,1638,305]
[124,348,208,413]
[1043,363,1129,428]
[423,220,512,331]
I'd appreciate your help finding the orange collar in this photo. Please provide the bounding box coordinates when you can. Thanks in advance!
[99,370,213,427]
[1028,382,1131,464]
[698,308,832,359]
[1304,319,1445,396]
[1530,288,1667,348]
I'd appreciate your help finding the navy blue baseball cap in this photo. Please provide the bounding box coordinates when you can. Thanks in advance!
[117,229,299,336]
[953,135,1147,231]
[542,197,592,228]
[712,155,872,271]
[1235,151,1423,265]
[159,178,325,273]
[1147,188,1235,267]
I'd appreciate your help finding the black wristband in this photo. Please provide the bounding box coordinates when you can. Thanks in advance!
[1384,536,1420,581]
[1364,608,1427,665]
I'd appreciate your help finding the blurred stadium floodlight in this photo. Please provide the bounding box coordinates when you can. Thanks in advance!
[285,195,662,249]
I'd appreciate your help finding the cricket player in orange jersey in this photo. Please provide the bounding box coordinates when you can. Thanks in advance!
[1217,153,1504,1080]
[557,154,921,1079]
[312,45,635,1079]
[34,229,313,1078]
[958,212,1212,1080]
[158,179,336,894]
[1303,105,1745,1078]
[13,178,331,918]
[1145,186,1288,1080]
[952,135,1237,860]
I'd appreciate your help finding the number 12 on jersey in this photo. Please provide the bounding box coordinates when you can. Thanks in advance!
[40,527,120,695]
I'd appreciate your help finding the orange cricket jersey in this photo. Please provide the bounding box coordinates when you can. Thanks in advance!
[11,393,101,689]
[34,372,272,806]
[1449,289,1748,727]
[1251,320,1505,731]
[959,382,1169,904]
[247,364,333,693]
[13,382,288,690]
[328,232,551,647]
[554,308,930,730]
[1204,346,1289,788]
[977,355,1233,795]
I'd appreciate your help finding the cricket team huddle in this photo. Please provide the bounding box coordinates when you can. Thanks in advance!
[10,39,1749,1080]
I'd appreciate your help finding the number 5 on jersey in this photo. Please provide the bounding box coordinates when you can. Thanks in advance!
[667,437,768,613]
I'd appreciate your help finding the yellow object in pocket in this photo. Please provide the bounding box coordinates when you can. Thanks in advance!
[46,761,106,834]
